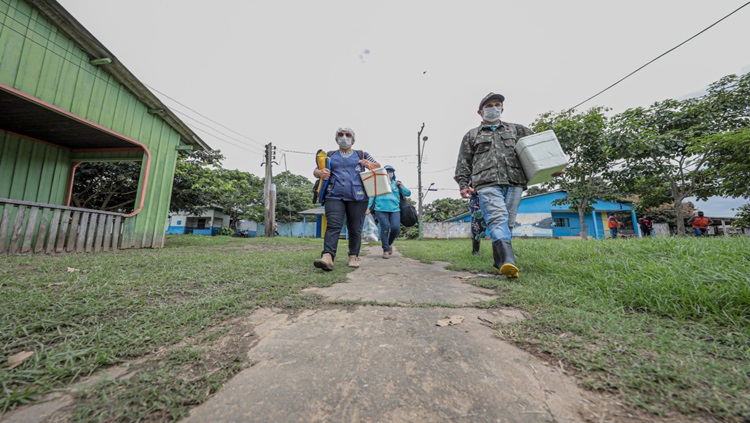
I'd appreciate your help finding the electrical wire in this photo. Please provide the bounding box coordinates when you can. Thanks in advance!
[568,1,750,111]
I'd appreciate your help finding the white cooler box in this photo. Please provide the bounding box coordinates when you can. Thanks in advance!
[515,130,568,186]
[359,167,392,197]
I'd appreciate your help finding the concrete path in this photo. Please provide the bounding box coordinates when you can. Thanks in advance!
[182,246,627,422]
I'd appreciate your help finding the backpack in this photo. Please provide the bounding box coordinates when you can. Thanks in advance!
[312,150,365,205]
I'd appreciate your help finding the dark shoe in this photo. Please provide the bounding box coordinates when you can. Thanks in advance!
[472,239,481,255]
[492,240,519,278]
[314,253,334,271]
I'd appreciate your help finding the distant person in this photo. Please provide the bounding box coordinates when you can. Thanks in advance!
[274,221,280,236]
[454,92,563,278]
[467,180,486,255]
[638,216,653,236]
[312,127,379,271]
[608,213,621,239]
[366,165,411,258]
[687,211,713,237]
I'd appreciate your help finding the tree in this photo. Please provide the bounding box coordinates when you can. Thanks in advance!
[532,107,617,238]
[609,73,750,235]
[523,186,549,197]
[422,198,468,222]
[71,161,141,212]
[274,171,315,223]
[731,203,750,228]
[170,149,225,215]
[193,168,264,229]
[696,127,750,199]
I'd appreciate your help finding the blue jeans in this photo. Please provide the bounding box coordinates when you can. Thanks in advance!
[477,185,523,243]
[693,228,708,237]
[323,199,369,259]
[374,210,401,252]
[610,228,618,238]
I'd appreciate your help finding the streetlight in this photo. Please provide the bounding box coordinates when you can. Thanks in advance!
[417,123,428,222]
[417,123,428,238]
[421,182,436,203]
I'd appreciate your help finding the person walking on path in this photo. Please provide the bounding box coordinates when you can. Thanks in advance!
[454,92,564,278]
[687,210,713,237]
[366,165,411,259]
[608,213,621,239]
[312,127,379,271]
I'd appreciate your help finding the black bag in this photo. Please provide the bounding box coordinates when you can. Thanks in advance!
[399,190,418,227]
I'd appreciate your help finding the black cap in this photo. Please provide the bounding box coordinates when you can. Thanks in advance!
[478,92,505,111]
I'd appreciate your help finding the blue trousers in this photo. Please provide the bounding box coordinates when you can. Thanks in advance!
[477,185,523,242]
[374,210,401,252]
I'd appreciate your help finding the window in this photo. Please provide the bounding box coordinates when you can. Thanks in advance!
[197,219,206,229]
[553,218,569,227]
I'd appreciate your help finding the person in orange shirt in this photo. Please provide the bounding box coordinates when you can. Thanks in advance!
[687,211,713,237]
[608,213,621,239]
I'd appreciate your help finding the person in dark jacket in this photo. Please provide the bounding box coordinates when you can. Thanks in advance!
[454,92,563,278]
[312,127,379,271]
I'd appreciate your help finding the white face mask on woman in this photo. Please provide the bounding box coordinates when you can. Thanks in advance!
[336,135,353,149]
[482,106,502,122]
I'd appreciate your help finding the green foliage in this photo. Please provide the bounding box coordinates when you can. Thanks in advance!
[217,227,234,236]
[532,107,616,238]
[170,149,226,215]
[274,171,316,223]
[193,169,264,227]
[423,198,468,222]
[71,162,141,212]
[732,203,750,228]
[608,72,750,235]
[523,186,549,196]
[695,127,750,199]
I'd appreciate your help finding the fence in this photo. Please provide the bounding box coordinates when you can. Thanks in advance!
[0,198,125,254]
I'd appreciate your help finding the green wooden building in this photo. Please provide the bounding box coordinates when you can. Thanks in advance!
[0,0,210,254]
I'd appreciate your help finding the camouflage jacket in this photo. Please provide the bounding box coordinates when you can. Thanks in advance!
[454,122,533,192]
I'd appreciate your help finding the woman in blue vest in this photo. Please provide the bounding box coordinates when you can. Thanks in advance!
[367,165,411,258]
[312,127,379,271]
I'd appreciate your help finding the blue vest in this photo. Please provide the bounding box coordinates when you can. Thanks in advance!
[326,151,367,201]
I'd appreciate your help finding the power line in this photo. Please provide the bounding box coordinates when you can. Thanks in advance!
[568,1,750,111]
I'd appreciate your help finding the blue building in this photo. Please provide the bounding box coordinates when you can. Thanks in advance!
[447,190,638,239]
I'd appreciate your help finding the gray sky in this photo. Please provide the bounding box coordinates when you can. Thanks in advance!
[58,0,750,215]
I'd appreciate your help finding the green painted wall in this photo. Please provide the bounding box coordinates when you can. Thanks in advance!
[0,0,185,249]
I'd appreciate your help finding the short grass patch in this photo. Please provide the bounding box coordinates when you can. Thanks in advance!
[398,236,750,421]
[0,235,350,417]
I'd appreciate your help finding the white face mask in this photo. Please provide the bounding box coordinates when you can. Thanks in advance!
[336,135,353,149]
[387,172,394,179]
[482,106,502,122]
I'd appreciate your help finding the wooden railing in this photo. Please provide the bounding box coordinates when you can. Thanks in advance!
[0,198,126,254]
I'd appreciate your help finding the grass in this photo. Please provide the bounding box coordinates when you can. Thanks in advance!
[1,235,749,421]
[398,236,750,421]
[0,235,351,419]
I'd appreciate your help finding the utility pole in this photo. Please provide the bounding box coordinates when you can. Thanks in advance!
[416,123,428,238]
[263,143,277,237]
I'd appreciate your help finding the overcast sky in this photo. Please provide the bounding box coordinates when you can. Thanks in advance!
[57,0,750,216]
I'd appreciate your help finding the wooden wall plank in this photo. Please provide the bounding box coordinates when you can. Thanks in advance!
[9,205,27,254]
[102,214,113,252]
[76,211,90,252]
[0,205,11,253]
[46,208,61,254]
[65,211,80,252]
[112,216,123,250]
[93,213,105,252]
[34,207,50,253]
[56,210,71,253]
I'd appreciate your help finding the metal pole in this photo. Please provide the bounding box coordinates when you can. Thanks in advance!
[417,123,425,238]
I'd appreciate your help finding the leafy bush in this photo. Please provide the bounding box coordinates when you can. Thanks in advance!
[217,227,233,236]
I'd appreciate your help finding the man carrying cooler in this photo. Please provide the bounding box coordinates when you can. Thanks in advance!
[454,92,539,278]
